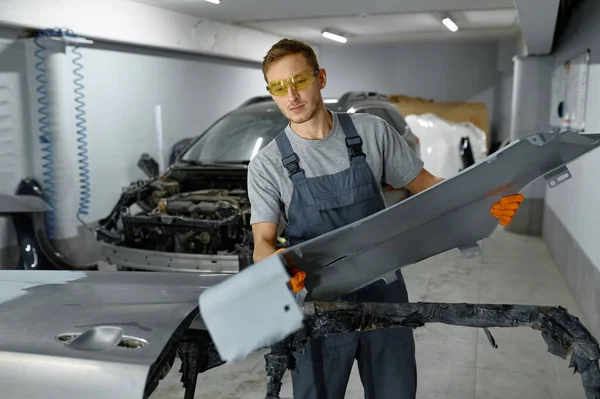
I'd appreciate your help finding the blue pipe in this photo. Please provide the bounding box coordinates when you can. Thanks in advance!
[33,28,92,238]
[71,37,91,226]
[33,29,57,239]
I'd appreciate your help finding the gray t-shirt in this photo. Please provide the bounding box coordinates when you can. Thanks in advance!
[247,111,424,225]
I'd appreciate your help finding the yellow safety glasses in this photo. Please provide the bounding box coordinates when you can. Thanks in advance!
[266,69,319,96]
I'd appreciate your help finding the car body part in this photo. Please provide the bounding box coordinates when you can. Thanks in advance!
[137,153,159,179]
[103,243,242,273]
[405,113,487,179]
[1,266,595,399]
[199,129,600,362]
[96,92,416,272]
[169,137,194,166]
[4,179,97,271]
[0,270,229,399]
[282,130,600,302]
[459,136,475,170]
[0,193,49,214]
[264,301,600,399]
[0,268,596,398]
[199,254,304,363]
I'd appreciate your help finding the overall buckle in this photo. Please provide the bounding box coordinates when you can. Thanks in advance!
[346,137,365,158]
[282,153,303,178]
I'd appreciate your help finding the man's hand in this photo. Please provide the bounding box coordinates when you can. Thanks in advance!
[490,194,524,226]
[274,248,306,293]
[252,223,305,292]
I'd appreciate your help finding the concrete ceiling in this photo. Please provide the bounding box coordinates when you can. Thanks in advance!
[132,0,521,44]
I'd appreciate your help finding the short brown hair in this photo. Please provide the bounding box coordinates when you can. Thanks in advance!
[262,38,320,81]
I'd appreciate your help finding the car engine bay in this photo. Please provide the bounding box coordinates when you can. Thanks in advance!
[96,163,255,266]
[123,184,252,255]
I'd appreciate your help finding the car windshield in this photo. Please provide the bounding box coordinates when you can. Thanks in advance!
[180,109,289,165]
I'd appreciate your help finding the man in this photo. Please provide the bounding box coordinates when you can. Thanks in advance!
[247,38,523,398]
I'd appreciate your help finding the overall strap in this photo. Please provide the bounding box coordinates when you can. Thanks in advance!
[337,113,366,162]
[275,131,304,179]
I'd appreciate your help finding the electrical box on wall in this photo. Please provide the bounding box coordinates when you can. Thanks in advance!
[550,50,590,132]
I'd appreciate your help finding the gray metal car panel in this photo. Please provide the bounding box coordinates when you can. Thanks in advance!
[102,243,240,273]
[0,270,230,399]
[277,130,600,301]
[0,194,50,214]
[198,130,600,362]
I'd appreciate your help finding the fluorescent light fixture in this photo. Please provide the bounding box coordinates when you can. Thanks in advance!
[204,0,220,4]
[442,17,458,32]
[322,31,347,43]
[250,137,263,160]
[324,99,339,104]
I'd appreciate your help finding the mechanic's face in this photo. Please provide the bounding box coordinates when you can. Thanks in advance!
[265,53,326,124]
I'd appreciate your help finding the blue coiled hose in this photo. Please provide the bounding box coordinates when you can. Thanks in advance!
[34,29,57,239]
[71,38,91,226]
[33,28,92,238]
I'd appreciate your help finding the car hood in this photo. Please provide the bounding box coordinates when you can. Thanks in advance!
[0,270,230,399]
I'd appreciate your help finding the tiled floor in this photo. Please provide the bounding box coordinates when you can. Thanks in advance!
[150,228,590,399]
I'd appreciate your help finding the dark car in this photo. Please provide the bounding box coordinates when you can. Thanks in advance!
[96,92,420,273]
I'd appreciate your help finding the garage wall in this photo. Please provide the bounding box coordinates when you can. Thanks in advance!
[544,0,600,272]
[492,37,517,145]
[319,40,501,128]
[0,27,30,267]
[542,0,600,336]
[492,71,514,144]
[51,41,267,224]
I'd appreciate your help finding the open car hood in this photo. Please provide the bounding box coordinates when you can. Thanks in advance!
[0,271,229,398]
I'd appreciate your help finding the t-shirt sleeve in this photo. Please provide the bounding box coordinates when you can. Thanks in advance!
[247,158,282,225]
[379,118,424,188]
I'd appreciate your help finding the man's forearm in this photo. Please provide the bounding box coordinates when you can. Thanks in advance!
[253,240,277,263]
[405,168,445,194]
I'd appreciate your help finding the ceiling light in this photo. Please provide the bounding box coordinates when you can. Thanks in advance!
[322,31,347,43]
[204,0,220,4]
[442,17,458,32]
[324,99,338,104]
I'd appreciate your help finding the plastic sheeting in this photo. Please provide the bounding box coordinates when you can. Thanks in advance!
[406,113,488,179]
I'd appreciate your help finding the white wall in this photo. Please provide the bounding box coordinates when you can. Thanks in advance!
[490,37,517,145]
[64,42,267,222]
[319,40,501,122]
[545,0,600,272]
[0,27,30,254]
[492,71,514,144]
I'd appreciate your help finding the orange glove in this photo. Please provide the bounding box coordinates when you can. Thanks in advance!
[289,269,306,293]
[490,194,524,226]
[274,248,306,293]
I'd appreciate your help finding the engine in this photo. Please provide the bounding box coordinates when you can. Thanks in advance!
[121,187,253,256]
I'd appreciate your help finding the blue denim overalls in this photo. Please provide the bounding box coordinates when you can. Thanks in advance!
[275,113,417,398]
